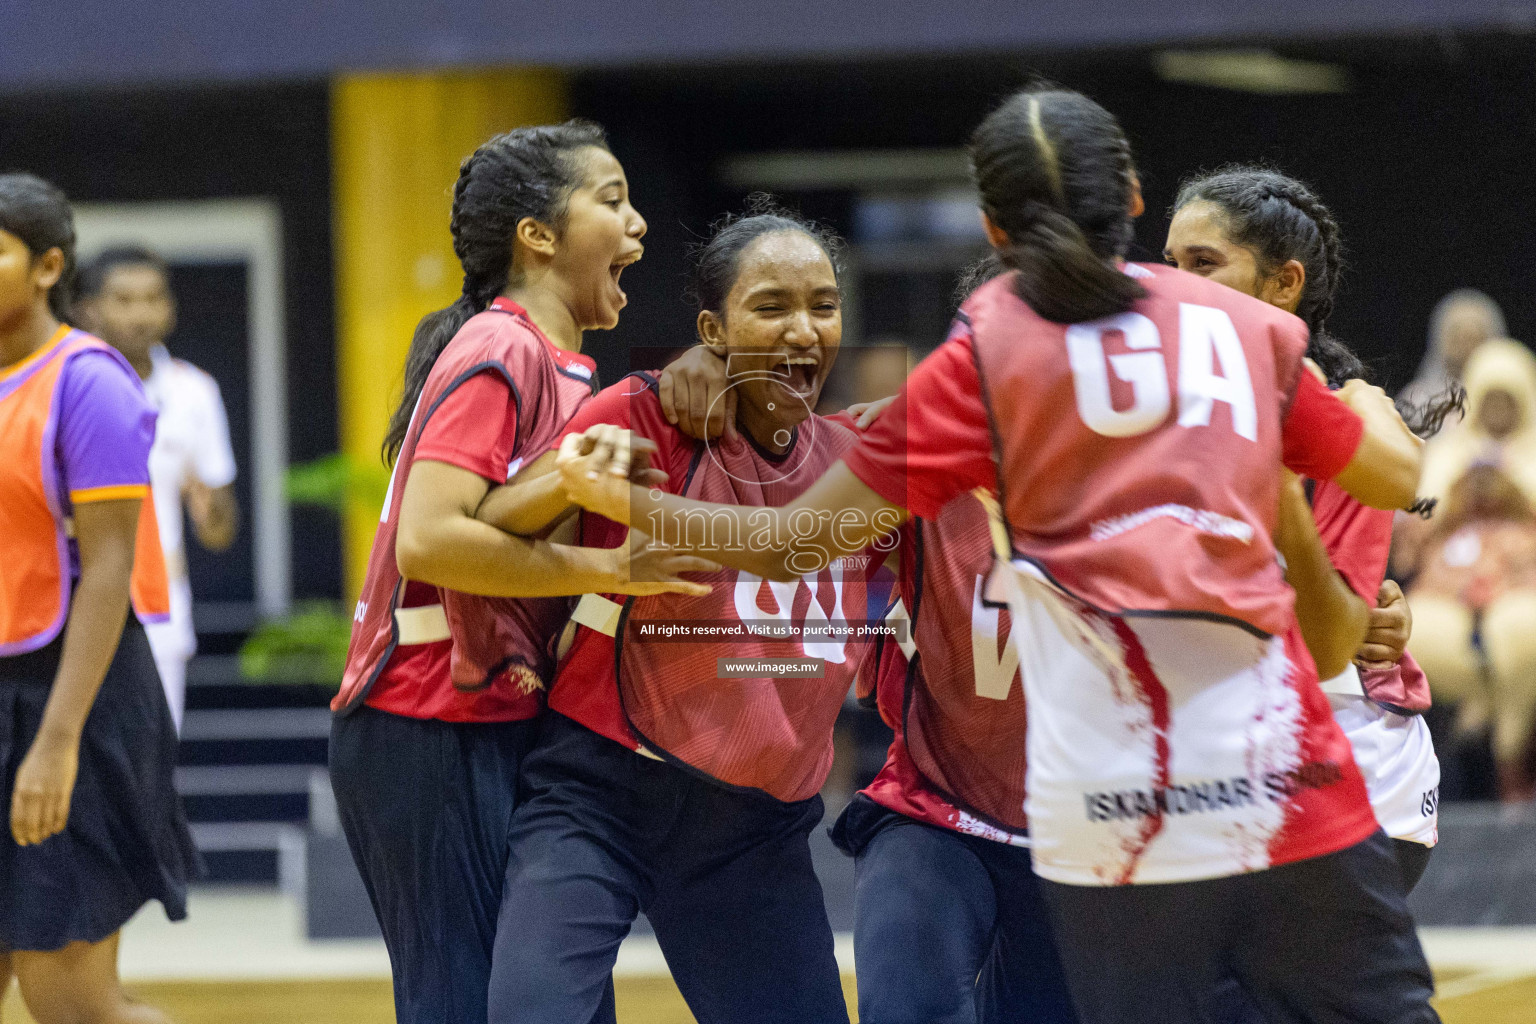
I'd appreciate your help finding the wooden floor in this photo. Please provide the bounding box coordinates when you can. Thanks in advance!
[4,973,1532,1023]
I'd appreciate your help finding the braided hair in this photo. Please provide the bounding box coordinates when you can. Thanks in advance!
[969,87,1146,324]
[1174,167,1358,383]
[382,120,610,464]
[1174,165,1462,439]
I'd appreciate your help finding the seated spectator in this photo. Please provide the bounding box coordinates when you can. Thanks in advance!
[1418,339,1536,503]
[1399,288,1506,418]
[1407,339,1536,802]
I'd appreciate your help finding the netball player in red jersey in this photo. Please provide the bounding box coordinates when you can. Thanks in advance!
[827,487,1078,1024]
[0,174,195,1024]
[556,88,1439,1023]
[1166,166,1445,891]
[328,122,725,1024]
[823,169,1439,1024]
[476,204,882,1024]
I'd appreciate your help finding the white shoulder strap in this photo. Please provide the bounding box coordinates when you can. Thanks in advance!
[885,597,918,661]
[394,604,450,646]
[571,593,624,637]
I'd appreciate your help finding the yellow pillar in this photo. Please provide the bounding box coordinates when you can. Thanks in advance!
[332,69,567,598]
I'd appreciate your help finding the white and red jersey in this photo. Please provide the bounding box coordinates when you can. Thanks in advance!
[334,298,597,722]
[1309,479,1432,714]
[860,493,1031,845]
[550,375,883,803]
[1307,477,1439,845]
[845,265,1381,886]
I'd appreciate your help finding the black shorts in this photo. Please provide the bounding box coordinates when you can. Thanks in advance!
[0,623,198,951]
[1041,830,1439,1024]
[330,704,545,1024]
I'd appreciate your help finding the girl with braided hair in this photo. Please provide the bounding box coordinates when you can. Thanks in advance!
[554,87,1437,1024]
[329,121,726,1024]
[1166,166,1442,891]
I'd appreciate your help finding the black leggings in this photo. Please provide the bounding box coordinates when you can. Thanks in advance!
[1394,837,1434,893]
[1043,831,1439,1024]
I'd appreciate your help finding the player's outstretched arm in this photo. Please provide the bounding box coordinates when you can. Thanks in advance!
[558,450,906,582]
[477,425,669,540]
[399,455,706,599]
[1331,379,1423,512]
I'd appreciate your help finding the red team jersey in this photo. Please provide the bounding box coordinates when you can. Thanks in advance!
[860,494,1031,845]
[845,265,1381,885]
[1309,479,1431,713]
[549,375,882,803]
[335,298,597,722]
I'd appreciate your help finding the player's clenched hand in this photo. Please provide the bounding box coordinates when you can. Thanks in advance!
[11,731,79,846]
[565,423,648,477]
[1355,578,1411,670]
[556,427,643,523]
[561,424,666,484]
[1337,379,1420,448]
[608,531,719,598]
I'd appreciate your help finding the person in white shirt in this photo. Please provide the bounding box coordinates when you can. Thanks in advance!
[76,246,238,731]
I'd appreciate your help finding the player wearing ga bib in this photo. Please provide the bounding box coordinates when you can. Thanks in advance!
[840,261,1432,1024]
[847,267,1381,886]
[832,491,1078,1024]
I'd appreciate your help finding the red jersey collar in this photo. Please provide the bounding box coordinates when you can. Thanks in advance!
[489,297,596,380]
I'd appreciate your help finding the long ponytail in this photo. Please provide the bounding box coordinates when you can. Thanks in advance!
[385,296,482,464]
[969,88,1145,324]
[382,119,610,464]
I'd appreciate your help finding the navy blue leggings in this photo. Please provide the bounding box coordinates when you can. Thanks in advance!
[328,707,613,1024]
[833,796,1078,1024]
[487,713,848,1024]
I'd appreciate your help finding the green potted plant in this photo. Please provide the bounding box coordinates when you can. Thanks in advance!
[238,454,390,688]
